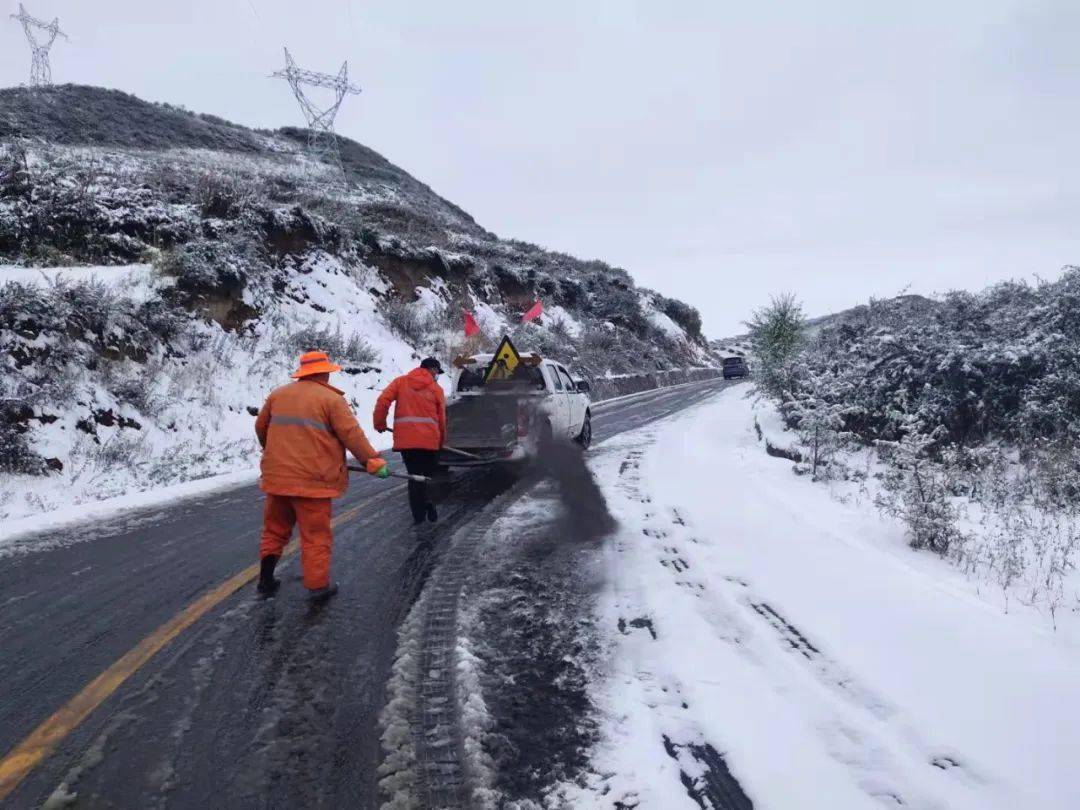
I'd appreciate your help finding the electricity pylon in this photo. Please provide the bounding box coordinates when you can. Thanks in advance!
[272,48,360,179]
[10,4,67,87]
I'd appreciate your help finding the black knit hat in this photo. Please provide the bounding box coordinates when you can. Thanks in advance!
[420,357,444,374]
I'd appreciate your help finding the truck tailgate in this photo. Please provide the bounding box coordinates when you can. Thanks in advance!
[446,394,520,449]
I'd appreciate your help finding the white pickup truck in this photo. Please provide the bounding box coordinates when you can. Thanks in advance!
[440,352,593,467]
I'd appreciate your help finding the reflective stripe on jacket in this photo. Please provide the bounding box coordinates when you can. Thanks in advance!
[372,367,447,451]
[255,379,381,498]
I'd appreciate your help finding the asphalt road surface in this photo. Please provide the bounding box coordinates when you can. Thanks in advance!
[0,378,732,809]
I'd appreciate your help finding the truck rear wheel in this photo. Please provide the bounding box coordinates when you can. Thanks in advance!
[575,412,592,449]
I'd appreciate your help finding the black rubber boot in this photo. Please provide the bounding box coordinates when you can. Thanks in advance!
[307,582,339,602]
[256,555,281,596]
[425,503,438,523]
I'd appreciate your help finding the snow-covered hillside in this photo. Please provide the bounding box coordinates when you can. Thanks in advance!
[0,85,718,520]
[0,256,417,520]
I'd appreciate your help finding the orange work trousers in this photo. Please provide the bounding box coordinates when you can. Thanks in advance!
[259,494,334,590]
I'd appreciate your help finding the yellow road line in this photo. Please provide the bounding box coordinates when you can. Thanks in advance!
[0,485,403,803]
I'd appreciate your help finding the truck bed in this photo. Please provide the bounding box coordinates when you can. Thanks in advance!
[446,393,519,450]
[443,388,548,466]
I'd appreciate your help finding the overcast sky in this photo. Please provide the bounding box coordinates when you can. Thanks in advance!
[3,1,1079,336]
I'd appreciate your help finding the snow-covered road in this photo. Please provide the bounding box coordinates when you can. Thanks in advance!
[438,384,1079,809]
[571,386,1079,809]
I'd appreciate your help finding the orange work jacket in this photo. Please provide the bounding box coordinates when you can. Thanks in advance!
[372,367,447,451]
[255,378,381,498]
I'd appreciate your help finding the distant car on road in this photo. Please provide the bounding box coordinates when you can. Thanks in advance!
[722,356,750,379]
[442,352,593,466]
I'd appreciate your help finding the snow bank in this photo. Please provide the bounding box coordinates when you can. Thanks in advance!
[571,387,1080,809]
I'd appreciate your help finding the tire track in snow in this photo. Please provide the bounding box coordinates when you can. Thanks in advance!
[608,436,757,810]
[611,427,991,810]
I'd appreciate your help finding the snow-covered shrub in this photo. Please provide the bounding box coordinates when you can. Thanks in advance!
[655,293,704,342]
[783,272,1080,448]
[0,401,45,475]
[876,427,967,555]
[1,281,96,400]
[953,442,1080,624]
[193,170,256,219]
[153,237,255,300]
[103,360,161,415]
[508,321,575,362]
[750,270,1080,617]
[381,296,436,348]
[589,279,650,333]
[0,141,31,200]
[578,323,618,358]
[746,293,805,399]
[784,391,849,481]
[137,296,192,345]
[286,324,379,366]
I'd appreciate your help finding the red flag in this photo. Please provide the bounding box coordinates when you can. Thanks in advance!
[463,310,480,337]
[521,300,543,322]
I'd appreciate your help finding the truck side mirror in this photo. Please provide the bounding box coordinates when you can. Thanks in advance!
[575,380,590,393]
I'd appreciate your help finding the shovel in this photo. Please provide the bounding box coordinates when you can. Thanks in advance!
[441,445,485,461]
[347,464,430,483]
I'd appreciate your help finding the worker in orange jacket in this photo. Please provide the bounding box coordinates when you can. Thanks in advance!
[255,350,388,600]
[373,357,447,525]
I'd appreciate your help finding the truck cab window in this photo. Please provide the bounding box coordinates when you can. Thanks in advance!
[548,365,564,391]
[557,368,575,391]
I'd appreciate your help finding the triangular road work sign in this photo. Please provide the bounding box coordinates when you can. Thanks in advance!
[484,334,522,382]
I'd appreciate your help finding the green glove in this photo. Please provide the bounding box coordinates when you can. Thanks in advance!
[376,464,390,479]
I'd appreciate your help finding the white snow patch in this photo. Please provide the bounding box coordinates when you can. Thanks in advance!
[647,308,685,340]
[568,387,1080,810]
[639,294,686,341]
[0,263,153,289]
[471,301,507,338]
[541,304,583,338]
[456,622,498,810]
[378,589,426,810]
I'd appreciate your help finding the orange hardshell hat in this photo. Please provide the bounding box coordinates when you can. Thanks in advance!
[291,350,343,378]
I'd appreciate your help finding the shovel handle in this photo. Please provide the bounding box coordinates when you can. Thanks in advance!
[441,445,484,461]
[346,464,430,483]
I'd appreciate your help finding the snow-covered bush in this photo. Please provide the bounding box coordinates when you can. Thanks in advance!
[193,170,257,219]
[746,293,805,399]
[0,400,45,475]
[752,269,1080,618]
[0,141,31,200]
[287,324,379,366]
[876,427,967,555]
[381,296,436,348]
[654,292,704,342]
[783,389,850,481]
[0,276,168,402]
